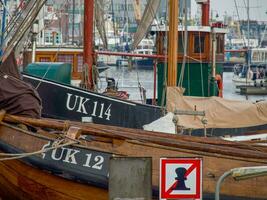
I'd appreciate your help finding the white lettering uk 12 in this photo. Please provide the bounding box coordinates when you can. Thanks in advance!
[66,93,112,120]
[41,142,107,173]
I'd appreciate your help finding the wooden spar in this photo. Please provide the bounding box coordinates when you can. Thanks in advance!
[167,0,178,86]
[84,0,94,90]
[1,114,261,148]
[3,114,267,160]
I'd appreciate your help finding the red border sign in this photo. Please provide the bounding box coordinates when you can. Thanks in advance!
[160,158,202,199]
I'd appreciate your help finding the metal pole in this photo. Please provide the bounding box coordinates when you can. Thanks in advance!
[215,170,232,200]
[72,0,75,44]
[212,28,216,78]
[153,60,157,105]
[247,0,250,51]
[84,0,94,90]
[32,22,38,63]
[32,34,36,63]
[246,0,250,100]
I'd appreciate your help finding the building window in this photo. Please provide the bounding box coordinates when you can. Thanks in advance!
[194,35,205,53]
[57,54,74,67]
[39,57,51,62]
[77,55,83,72]
[178,33,189,53]
[44,32,53,43]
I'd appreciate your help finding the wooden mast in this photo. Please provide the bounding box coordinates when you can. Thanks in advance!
[84,0,94,90]
[167,0,179,86]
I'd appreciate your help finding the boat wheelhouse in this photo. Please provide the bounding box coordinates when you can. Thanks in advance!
[152,25,228,103]
[250,47,267,65]
[23,46,109,86]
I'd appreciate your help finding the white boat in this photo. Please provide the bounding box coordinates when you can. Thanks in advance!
[132,38,155,69]
[232,48,267,90]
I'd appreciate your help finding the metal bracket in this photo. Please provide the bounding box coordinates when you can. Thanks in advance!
[173,109,207,136]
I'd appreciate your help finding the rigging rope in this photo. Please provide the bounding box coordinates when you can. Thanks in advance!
[178,5,188,88]
[234,0,247,46]
[160,0,169,109]
[0,140,77,161]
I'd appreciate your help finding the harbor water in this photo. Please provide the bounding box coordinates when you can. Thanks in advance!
[99,66,267,103]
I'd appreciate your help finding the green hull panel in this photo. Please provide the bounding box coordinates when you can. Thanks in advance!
[157,62,223,106]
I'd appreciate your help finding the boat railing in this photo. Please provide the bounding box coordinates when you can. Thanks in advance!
[173,109,207,136]
[215,166,267,200]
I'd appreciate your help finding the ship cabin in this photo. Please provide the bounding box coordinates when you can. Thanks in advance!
[250,48,267,65]
[151,25,228,103]
[23,47,86,82]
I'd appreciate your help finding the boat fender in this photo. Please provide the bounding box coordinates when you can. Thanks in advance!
[215,74,223,97]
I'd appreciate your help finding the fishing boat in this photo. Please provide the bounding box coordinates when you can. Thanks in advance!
[3,0,163,129]
[4,0,267,137]
[231,0,267,91]
[132,38,154,70]
[233,48,267,94]
[1,1,267,199]
[1,113,267,200]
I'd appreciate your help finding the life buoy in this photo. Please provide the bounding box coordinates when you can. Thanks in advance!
[215,74,223,97]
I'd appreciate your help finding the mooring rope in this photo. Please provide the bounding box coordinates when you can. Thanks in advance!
[0,139,77,161]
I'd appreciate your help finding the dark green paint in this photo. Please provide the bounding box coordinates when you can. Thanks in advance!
[157,62,223,106]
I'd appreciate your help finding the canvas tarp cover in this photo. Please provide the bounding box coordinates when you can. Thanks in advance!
[167,87,267,129]
[0,52,42,118]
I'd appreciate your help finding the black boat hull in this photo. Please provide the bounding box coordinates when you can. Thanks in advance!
[23,74,162,129]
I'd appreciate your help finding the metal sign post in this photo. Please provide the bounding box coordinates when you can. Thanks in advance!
[109,157,152,200]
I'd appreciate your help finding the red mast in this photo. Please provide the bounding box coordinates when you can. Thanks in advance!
[197,0,210,26]
[84,0,94,90]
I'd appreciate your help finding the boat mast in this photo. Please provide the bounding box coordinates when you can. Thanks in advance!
[167,0,178,86]
[84,0,94,90]
[202,0,210,26]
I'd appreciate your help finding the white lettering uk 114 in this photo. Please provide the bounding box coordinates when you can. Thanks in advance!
[66,93,112,121]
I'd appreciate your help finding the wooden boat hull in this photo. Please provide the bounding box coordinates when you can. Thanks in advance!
[0,159,108,200]
[0,121,267,200]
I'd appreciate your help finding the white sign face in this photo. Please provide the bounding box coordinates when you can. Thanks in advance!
[160,158,202,200]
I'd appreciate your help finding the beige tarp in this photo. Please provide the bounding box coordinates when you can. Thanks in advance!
[167,87,267,129]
